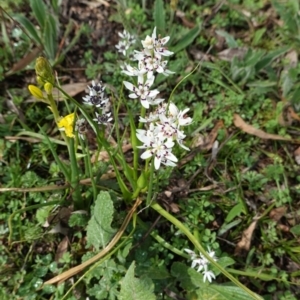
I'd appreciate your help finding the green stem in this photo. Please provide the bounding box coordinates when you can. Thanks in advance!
[137,217,188,258]
[69,137,82,209]
[47,93,70,150]
[151,203,261,300]
[146,160,155,206]
[82,137,97,203]
[47,93,60,123]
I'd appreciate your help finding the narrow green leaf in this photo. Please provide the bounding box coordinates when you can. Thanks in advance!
[252,28,266,46]
[218,219,242,236]
[172,25,201,53]
[86,191,116,250]
[154,0,165,33]
[255,46,290,72]
[30,0,47,30]
[120,262,156,300]
[44,15,58,60]
[246,80,277,88]
[13,14,42,45]
[225,203,244,223]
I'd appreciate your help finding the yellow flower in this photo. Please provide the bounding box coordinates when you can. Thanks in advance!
[57,113,75,138]
[28,85,44,100]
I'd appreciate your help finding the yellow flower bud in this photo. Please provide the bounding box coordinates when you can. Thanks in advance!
[35,57,54,85]
[57,113,75,138]
[28,85,44,100]
[44,82,53,95]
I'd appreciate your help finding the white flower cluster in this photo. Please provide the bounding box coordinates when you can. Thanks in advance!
[121,28,192,169]
[83,80,113,126]
[115,30,136,56]
[184,248,218,283]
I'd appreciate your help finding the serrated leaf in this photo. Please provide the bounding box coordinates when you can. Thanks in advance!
[172,25,201,53]
[154,0,165,33]
[86,191,116,250]
[13,14,42,45]
[120,262,156,300]
[30,0,47,30]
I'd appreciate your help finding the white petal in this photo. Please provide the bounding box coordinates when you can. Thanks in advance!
[140,150,152,160]
[123,81,135,92]
[129,93,139,99]
[154,156,161,169]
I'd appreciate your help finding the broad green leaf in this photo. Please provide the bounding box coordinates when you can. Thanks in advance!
[44,15,58,60]
[171,262,195,291]
[188,268,263,300]
[196,284,262,300]
[86,191,116,250]
[13,14,42,45]
[212,257,236,276]
[119,262,156,300]
[30,0,47,30]
[141,265,170,280]
[216,30,238,48]
[281,71,294,97]
[172,25,201,53]
[154,0,165,33]
[291,86,300,106]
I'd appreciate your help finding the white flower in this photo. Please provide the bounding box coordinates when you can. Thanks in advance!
[93,112,113,126]
[123,75,159,109]
[141,27,173,58]
[115,40,129,56]
[137,133,178,170]
[116,30,136,56]
[167,103,193,126]
[122,64,145,77]
[184,248,218,283]
[202,268,216,283]
[75,118,87,140]
[83,80,109,108]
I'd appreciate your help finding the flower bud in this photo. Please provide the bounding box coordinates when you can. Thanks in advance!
[137,171,147,189]
[44,82,53,95]
[28,85,44,100]
[35,57,54,85]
